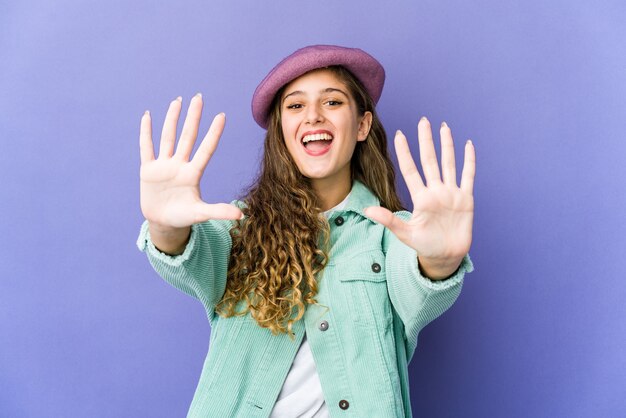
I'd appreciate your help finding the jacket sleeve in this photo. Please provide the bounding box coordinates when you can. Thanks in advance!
[382,210,474,361]
[136,218,234,325]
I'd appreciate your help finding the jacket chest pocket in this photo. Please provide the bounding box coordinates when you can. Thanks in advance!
[335,250,392,330]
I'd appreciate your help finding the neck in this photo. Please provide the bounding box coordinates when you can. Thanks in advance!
[311,174,352,211]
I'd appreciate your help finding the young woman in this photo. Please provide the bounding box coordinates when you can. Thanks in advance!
[138,45,475,417]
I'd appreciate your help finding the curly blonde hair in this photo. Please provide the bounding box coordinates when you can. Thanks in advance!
[215,66,403,337]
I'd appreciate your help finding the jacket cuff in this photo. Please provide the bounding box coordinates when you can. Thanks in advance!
[416,253,474,291]
[386,234,473,292]
[136,220,199,267]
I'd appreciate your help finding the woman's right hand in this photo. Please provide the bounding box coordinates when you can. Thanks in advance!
[139,94,243,252]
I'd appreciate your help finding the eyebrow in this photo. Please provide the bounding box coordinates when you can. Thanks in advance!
[282,87,349,103]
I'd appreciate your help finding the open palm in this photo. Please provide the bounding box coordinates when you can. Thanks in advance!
[365,117,475,278]
[140,95,243,230]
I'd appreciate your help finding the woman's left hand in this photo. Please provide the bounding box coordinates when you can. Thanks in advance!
[364,117,476,280]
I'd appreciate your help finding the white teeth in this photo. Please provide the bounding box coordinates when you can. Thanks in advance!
[302,133,333,144]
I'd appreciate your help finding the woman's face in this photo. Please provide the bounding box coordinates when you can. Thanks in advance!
[280,69,372,187]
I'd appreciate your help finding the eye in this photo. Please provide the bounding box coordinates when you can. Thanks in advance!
[285,103,303,110]
[325,100,343,106]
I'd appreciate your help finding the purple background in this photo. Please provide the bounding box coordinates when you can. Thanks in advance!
[2,1,625,417]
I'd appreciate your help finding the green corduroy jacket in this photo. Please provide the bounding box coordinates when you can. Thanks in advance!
[137,181,473,417]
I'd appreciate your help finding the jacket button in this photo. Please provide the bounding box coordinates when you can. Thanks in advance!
[334,216,344,226]
[339,399,350,410]
[318,320,329,331]
[371,262,381,273]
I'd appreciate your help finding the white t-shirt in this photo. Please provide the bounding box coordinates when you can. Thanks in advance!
[269,336,329,418]
[269,194,350,417]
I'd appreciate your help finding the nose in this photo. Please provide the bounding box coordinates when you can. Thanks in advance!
[305,104,323,125]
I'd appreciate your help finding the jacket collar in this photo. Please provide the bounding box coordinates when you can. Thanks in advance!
[341,180,380,220]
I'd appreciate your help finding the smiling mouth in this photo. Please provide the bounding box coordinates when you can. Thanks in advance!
[302,132,333,144]
[301,132,333,155]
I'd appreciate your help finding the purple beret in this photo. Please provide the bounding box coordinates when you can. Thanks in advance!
[251,44,385,129]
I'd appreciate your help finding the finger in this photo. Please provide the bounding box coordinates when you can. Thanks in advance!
[159,96,182,159]
[139,110,154,163]
[440,121,457,185]
[394,130,425,193]
[417,117,442,185]
[364,206,412,244]
[175,93,203,161]
[460,140,476,195]
[191,113,226,172]
[192,202,244,223]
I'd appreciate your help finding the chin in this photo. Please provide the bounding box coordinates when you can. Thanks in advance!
[296,165,329,179]
[303,172,330,180]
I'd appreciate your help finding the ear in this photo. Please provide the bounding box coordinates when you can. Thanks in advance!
[357,111,373,142]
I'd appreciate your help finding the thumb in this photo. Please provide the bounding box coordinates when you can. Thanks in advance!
[364,206,411,243]
[192,202,244,223]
